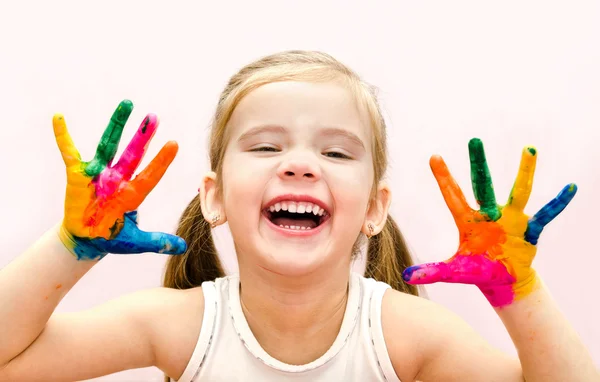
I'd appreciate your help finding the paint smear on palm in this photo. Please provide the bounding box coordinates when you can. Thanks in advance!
[53,100,185,259]
[402,139,576,307]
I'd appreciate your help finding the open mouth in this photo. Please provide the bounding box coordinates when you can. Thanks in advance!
[263,201,331,230]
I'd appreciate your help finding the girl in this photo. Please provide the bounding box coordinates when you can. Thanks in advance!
[0,51,596,381]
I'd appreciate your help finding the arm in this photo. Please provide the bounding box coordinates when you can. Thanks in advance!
[399,139,597,381]
[0,100,189,380]
[0,229,203,381]
[0,224,98,366]
[494,277,597,380]
[386,278,597,382]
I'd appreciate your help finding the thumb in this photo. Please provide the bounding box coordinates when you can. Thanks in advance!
[403,254,510,285]
[94,213,187,255]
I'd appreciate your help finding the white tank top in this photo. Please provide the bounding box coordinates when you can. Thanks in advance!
[176,272,401,381]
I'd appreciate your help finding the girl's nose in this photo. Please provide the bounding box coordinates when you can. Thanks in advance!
[277,155,321,182]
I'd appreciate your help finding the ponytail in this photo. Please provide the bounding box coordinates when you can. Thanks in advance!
[163,195,225,290]
[364,215,418,296]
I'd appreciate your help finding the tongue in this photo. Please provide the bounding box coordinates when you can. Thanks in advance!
[271,217,318,229]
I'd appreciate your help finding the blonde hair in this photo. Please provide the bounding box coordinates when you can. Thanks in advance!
[163,50,417,295]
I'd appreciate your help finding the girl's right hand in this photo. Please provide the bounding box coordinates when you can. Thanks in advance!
[53,99,187,260]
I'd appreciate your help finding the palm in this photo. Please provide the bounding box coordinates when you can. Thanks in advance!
[54,100,186,259]
[403,139,576,306]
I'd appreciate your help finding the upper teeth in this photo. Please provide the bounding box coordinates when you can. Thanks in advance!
[268,201,327,216]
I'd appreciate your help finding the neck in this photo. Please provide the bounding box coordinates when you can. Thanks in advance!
[238,262,352,364]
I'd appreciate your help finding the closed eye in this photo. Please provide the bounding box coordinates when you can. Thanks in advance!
[250,146,280,153]
[324,151,352,160]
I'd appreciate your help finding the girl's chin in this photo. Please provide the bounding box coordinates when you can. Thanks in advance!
[252,248,332,277]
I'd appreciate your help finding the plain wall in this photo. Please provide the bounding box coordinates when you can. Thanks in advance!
[1,1,598,380]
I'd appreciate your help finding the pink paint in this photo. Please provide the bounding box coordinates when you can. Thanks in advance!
[404,254,516,306]
[92,115,158,199]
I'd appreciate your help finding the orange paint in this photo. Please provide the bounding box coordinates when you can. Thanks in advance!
[404,142,570,307]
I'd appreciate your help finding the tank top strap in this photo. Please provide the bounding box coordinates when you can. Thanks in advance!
[368,281,401,382]
[177,281,218,382]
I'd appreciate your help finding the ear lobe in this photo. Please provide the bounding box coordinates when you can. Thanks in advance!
[362,182,392,237]
[199,171,226,226]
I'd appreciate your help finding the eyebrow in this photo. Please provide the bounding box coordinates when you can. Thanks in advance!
[237,124,366,149]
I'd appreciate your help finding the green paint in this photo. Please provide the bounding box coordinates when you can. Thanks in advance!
[508,185,515,204]
[86,100,133,177]
[468,138,501,221]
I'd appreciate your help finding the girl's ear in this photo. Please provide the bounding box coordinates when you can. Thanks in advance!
[361,181,391,237]
[199,171,226,227]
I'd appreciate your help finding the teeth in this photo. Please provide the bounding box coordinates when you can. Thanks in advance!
[297,203,306,214]
[279,225,311,230]
[267,201,328,216]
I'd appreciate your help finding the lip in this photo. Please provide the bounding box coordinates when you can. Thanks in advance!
[261,211,331,237]
[263,194,331,214]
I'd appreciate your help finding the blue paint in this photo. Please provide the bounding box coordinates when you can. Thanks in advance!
[71,211,187,260]
[525,183,577,245]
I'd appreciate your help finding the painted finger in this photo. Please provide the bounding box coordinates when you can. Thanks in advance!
[53,114,82,168]
[91,212,187,254]
[120,141,179,210]
[113,114,159,180]
[508,147,537,210]
[469,138,500,220]
[430,155,471,221]
[86,100,134,177]
[402,262,453,284]
[403,254,515,285]
[525,183,577,245]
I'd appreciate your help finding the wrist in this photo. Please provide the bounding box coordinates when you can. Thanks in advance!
[480,269,540,308]
[58,223,107,261]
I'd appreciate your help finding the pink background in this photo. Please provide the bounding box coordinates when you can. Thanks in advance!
[1,1,598,380]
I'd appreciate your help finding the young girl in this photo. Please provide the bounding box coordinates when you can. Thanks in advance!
[0,51,596,381]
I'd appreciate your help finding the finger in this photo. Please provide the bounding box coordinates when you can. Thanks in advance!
[430,155,471,221]
[403,254,514,285]
[508,147,537,211]
[525,183,577,245]
[92,212,187,254]
[112,114,159,180]
[469,138,500,220]
[120,141,179,210]
[53,114,82,167]
[86,100,134,177]
[402,262,452,284]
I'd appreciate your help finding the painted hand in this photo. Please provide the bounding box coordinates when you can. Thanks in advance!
[402,138,576,307]
[53,100,187,260]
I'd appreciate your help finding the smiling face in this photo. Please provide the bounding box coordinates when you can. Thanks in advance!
[207,80,388,277]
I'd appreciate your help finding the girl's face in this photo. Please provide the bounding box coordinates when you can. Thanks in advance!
[218,81,383,276]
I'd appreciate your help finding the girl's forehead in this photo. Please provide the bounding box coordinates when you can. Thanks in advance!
[227,81,372,142]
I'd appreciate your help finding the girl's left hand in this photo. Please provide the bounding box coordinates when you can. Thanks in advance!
[402,138,576,307]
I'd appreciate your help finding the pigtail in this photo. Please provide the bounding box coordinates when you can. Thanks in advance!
[364,215,418,296]
[163,195,225,290]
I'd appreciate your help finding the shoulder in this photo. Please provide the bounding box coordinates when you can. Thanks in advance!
[381,288,522,381]
[379,288,436,381]
[130,285,207,380]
